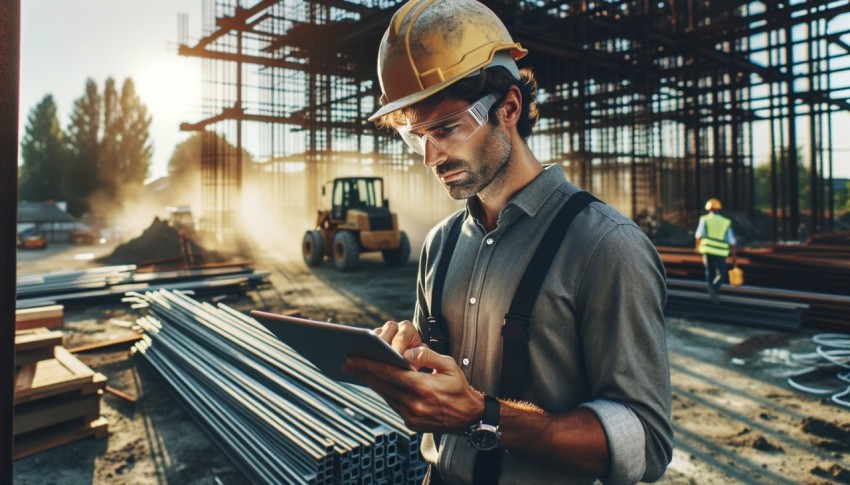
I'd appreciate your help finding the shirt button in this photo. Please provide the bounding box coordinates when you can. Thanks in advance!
[462,358,470,366]
[469,297,477,304]
[486,238,494,245]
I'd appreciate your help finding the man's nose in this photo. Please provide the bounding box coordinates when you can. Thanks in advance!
[422,137,447,168]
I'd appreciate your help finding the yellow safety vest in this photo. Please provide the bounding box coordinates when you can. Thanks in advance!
[698,213,732,257]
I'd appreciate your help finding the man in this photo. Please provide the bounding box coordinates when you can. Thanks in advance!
[343,1,673,483]
[695,198,737,304]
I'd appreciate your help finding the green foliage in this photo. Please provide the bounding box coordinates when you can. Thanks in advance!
[65,79,101,213]
[754,147,849,217]
[97,78,153,201]
[19,95,68,201]
[753,147,809,211]
[167,131,253,186]
[834,181,850,214]
[62,77,153,215]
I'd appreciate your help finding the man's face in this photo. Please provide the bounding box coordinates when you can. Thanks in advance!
[401,96,512,200]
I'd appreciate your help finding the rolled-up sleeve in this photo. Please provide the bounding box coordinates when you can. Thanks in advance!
[576,223,674,483]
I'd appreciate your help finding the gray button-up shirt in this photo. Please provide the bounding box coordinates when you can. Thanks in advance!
[414,165,673,484]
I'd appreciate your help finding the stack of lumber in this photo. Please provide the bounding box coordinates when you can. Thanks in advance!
[15,305,64,331]
[14,328,109,460]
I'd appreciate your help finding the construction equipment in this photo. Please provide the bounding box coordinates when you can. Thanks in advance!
[166,206,196,236]
[303,177,410,271]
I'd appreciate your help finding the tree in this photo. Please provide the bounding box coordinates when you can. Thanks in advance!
[98,78,152,202]
[753,147,809,211]
[64,76,154,214]
[118,79,153,187]
[165,131,253,206]
[19,95,68,201]
[65,78,101,214]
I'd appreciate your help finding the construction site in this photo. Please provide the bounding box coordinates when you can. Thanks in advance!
[3,0,850,484]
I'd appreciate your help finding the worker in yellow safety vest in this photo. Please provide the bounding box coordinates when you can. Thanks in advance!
[695,198,737,303]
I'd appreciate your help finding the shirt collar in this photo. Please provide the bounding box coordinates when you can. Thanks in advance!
[464,164,567,222]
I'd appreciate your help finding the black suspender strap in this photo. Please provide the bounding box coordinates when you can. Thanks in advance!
[499,191,598,399]
[424,193,599,484]
[426,214,463,355]
[473,191,598,485]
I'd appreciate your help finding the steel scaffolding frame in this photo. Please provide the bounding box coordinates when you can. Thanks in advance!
[178,0,850,241]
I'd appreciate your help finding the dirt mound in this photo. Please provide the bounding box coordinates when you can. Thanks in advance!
[96,218,223,266]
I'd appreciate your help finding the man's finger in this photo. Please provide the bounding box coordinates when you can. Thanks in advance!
[391,321,421,354]
[375,321,399,345]
[404,346,455,372]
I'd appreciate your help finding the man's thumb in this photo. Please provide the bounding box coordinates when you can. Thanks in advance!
[405,346,451,372]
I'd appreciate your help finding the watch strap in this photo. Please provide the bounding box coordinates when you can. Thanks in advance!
[482,395,499,426]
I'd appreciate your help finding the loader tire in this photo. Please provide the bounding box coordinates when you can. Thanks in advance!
[302,230,325,267]
[332,231,360,271]
[382,231,410,266]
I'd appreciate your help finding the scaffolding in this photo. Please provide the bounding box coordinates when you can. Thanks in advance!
[178,0,850,242]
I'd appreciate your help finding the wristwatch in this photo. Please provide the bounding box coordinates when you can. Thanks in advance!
[466,395,501,451]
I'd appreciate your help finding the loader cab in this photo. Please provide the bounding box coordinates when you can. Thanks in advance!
[328,177,387,221]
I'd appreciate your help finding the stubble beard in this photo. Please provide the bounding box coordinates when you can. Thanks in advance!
[440,124,513,201]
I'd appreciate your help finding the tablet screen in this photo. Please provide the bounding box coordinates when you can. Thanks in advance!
[250,310,414,385]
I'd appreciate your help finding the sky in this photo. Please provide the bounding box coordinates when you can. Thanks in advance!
[19,0,203,182]
[18,1,850,181]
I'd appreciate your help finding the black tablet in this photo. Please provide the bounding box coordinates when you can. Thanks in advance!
[250,310,414,385]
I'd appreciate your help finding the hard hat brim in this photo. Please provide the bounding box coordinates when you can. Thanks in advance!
[369,48,527,122]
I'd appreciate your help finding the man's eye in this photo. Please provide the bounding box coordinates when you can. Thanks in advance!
[434,124,460,136]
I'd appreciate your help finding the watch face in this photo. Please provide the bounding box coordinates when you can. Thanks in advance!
[469,426,500,451]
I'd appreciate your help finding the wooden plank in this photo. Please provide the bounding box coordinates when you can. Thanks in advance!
[13,416,108,460]
[67,334,142,354]
[15,306,64,331]
[14,392,101,435]
[105,385,138,403]
[15,317,64,331]
[13,348,55,367]
[15,305,64,322]
[14,329,63,353]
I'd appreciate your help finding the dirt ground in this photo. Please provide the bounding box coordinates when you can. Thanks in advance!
[12,238,850,484]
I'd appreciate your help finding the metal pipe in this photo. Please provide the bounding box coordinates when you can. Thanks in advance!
[130,289,427,484]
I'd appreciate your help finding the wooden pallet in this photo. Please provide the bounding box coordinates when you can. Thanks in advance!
[14,347,106,404]
[14,416,109,460]
[13,344,109,459]
[15,328,64,366]
[15,391,103,436]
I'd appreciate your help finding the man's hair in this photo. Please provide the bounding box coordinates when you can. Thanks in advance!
[373,66,540,140]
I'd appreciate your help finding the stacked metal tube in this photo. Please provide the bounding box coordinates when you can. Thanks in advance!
[16,265,268,309]
[128,289,427,485]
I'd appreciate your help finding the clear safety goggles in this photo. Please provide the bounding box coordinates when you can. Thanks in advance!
[397,93,498,156]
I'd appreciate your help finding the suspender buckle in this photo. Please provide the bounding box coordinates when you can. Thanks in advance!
[501,313,531,342]
[427,316,449,354]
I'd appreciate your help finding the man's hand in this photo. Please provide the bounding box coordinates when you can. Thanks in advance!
[373,320,422,356]
[343,339,483,434]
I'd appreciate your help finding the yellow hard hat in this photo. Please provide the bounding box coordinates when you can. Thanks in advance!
[705,198,723,211]
[368,0,528,121]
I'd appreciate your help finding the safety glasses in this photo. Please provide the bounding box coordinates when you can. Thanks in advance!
[397,93,498,156]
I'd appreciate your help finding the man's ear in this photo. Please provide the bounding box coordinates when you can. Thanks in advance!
[498,85,522,129]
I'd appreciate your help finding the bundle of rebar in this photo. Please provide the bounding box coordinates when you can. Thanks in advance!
[658,235,850,298]
[658,238,850,332]
[16,265,269,309]
[127,289,427,485]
